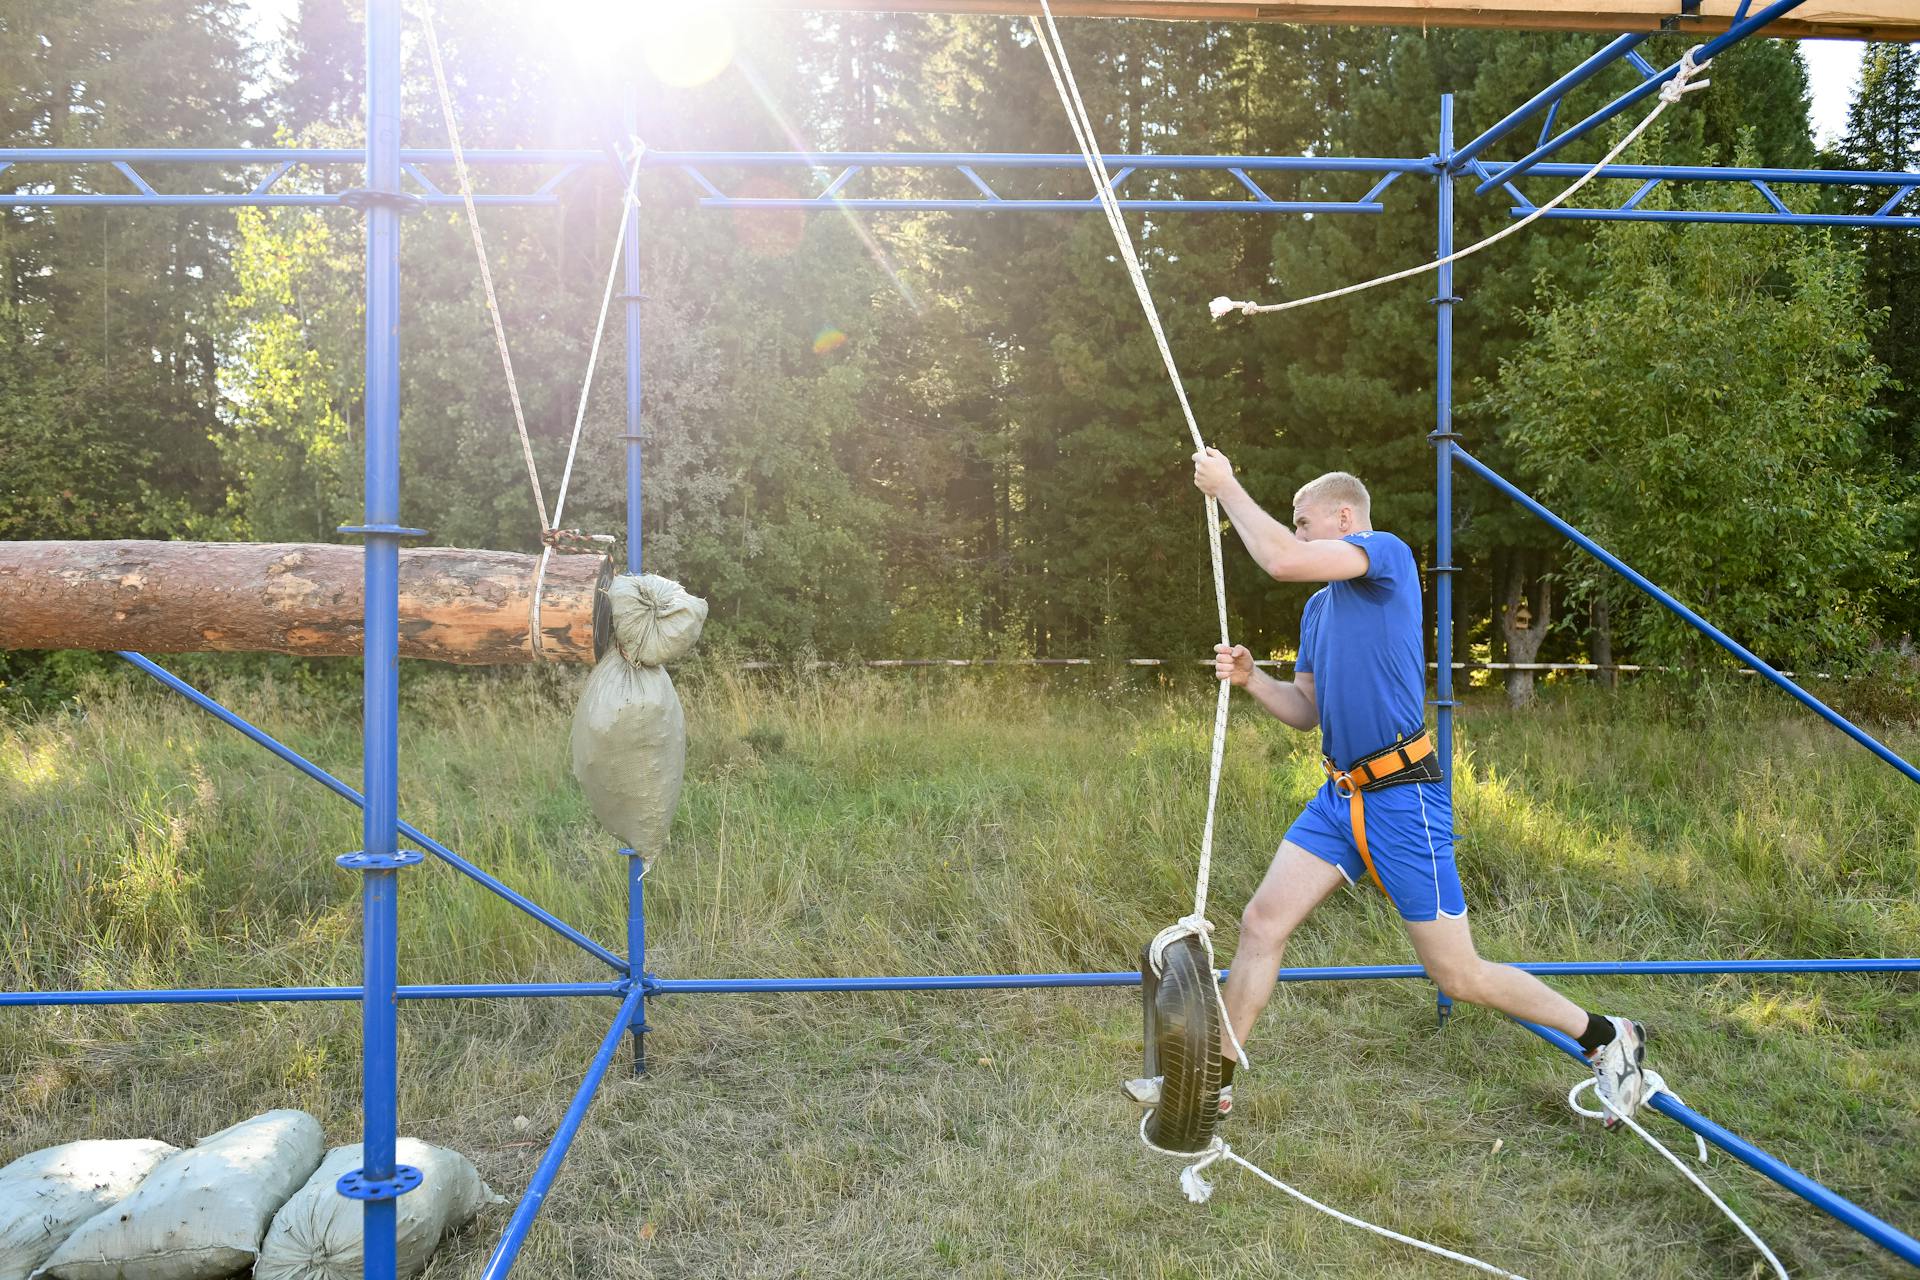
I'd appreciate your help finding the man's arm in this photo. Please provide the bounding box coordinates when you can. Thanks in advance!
[1244,667,1319,730]
[1193,448,1368,583]
[1218,644,1319,730]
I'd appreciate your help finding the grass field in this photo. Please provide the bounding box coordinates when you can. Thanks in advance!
[2,661,1917,1278]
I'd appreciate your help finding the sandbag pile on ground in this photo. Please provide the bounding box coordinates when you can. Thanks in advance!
[571,573,708,854]
[37,1109,322,1280]
[255,1140,498,1280]
[0,1140,178,1280]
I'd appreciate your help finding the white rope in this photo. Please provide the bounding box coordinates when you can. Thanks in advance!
[1568,1073,1788,1278]
[414,0,637,658]
[1140,1116,1528,1277]
[1031,0,1244,1069]
[416,0,548,534]
[1209,46,1712,321]
[528,140,646,657]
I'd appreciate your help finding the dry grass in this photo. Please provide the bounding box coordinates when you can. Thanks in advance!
[2,662,1916,1277]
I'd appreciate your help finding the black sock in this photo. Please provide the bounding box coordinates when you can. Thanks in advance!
[1219,1056,1237,1087]
[1576,1011,1617,1056]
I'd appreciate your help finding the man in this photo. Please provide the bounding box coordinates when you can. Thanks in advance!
[1129,450,1649,1125]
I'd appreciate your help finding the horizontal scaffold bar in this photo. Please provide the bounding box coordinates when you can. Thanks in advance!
[648,957,1920,995]
[0,982,627,1007]
[738,0,1920,41]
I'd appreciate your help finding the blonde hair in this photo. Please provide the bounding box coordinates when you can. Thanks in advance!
[1293,471,1371,520]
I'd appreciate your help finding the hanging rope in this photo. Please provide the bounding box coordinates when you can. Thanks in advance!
[417,0,548,535]
[1030,2,1244,1074]
[1209,47,1712,320]
[413,0,633,657]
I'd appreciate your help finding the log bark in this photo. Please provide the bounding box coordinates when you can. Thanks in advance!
[0,542,611,665]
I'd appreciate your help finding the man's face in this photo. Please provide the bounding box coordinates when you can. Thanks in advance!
[1292,499,1347,542]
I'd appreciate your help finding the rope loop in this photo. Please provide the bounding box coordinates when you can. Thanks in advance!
[1564,1068,1786,1278]
[1659,46,1713,105]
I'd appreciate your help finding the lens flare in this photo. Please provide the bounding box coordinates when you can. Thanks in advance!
[642,9,736,89]
[812,328,848,356]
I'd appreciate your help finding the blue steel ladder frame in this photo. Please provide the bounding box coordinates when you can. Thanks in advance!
[5,0,1920,1271]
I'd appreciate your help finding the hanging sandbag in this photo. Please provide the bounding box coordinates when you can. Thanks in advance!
[0,1140,178,1280]
[254,1140,499,1280]
[570,573,708,854]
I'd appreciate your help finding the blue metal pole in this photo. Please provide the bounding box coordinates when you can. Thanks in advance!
[0,983,627,1007]
[116,653,626,973]
[625,852,649,1074]
[9,960,1915,1008]
[1452,448,1920,789]
[1519,1021,1920,1267]
[1474,0,1810,194]
[1432,97,1458,1033]
[1450,32,1653,170]
[480,983,648,1279]
[352,2,407,1273]
[1432,96,1458,782]
[621,104,645,573]
[643,957,1920,995]
[619,98,650,1077]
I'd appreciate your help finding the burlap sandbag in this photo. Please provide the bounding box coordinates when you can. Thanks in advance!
[0,1141,178,1280]
[570,574,707,853]
[38,1109,322,1280]
[254,1141,499,1280]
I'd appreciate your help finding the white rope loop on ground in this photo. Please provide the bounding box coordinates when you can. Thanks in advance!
[1137,1116,1530,1278]
[1567,1073,1788,1279]
[1030,0,1245,1068]
[1208,46,1711,321]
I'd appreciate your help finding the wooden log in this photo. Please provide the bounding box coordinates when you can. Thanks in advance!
[0,541,612,665]
[743,1,1920,40]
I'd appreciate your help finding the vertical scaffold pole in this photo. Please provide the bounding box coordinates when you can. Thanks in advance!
[1432,95,1459,1031]
[620,96,650,1075]
[622,99,646,573]
[1432,94,1458,777]
[335,2,423,1274]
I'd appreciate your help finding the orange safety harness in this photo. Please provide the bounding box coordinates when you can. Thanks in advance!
[1321,731,1441,907]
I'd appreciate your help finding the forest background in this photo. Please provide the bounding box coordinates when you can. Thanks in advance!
[4,2,1920,704]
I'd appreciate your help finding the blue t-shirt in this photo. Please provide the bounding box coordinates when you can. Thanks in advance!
[1294,530,1427,769]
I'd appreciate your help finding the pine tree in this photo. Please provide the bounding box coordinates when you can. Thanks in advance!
[1841,43,1920,463]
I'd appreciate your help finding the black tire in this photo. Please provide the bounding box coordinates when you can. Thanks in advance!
[1140,933,1222,1153]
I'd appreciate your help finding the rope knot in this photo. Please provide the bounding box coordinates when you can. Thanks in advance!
[542,528,616,555]
[1659,46,1712,104]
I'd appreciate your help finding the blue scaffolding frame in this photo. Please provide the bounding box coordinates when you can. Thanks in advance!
[5,0,1920,1272]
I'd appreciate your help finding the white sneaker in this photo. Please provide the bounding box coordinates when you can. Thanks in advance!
[1586,1017,1649,1128]
[1121,1075,1232,1118]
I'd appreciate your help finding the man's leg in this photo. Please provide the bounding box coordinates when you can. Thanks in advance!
[1403,911,1651,1125]
[1401,913,1586,1035]
[1219,840,1349,1058]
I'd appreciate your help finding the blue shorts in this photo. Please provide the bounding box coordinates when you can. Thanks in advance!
[1284,778,1466,923]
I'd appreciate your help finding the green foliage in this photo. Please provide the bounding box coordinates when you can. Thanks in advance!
[1482,189,1912,668]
